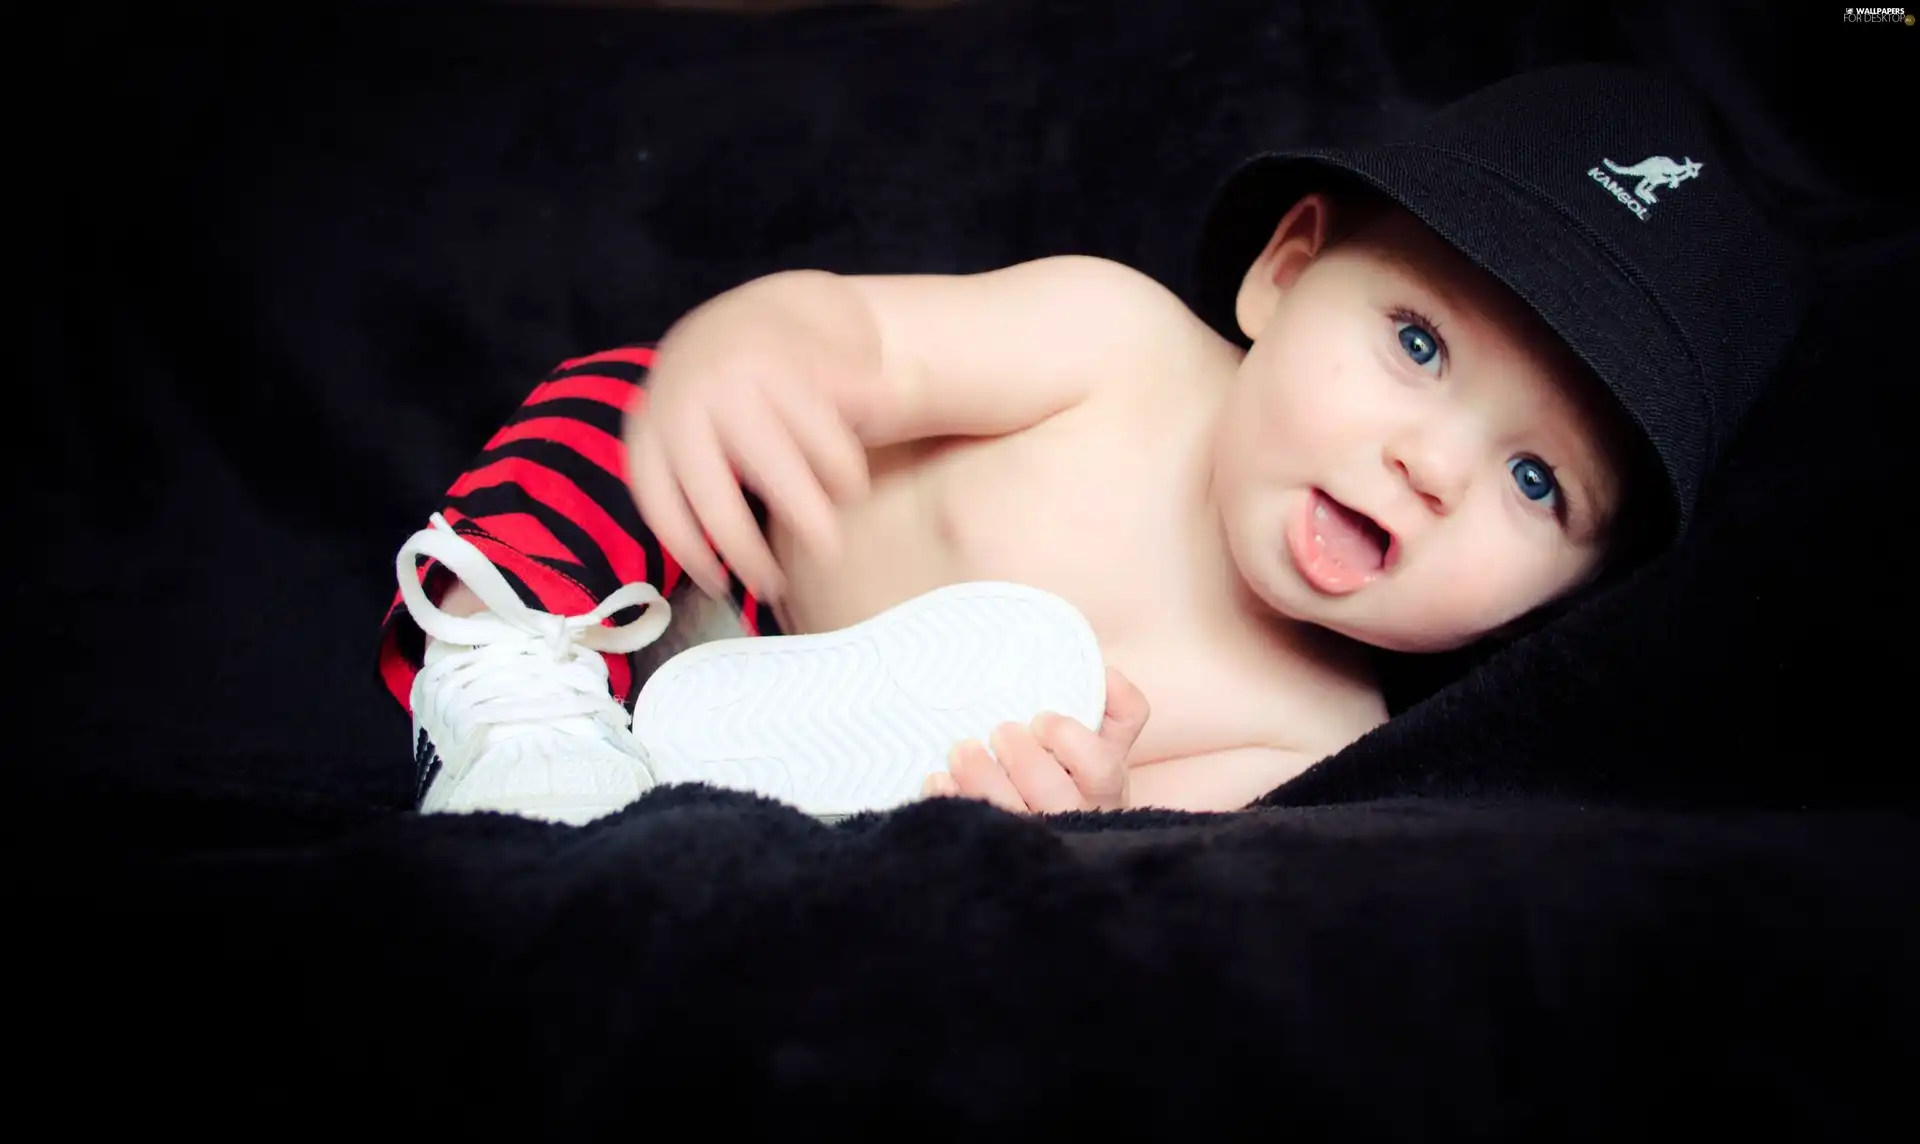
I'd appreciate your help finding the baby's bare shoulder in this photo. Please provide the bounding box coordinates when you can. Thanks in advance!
[1029,257,1214,334]
[1019,257,1240,391]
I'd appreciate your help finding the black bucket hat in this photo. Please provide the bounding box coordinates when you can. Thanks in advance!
[1192,63,1805,538]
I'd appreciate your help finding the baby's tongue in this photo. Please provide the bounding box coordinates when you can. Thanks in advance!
[1315,494,1383,572]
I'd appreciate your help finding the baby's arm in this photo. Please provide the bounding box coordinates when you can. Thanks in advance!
[666,254,1199,450]
[827,255,1185,446]
[931,668,1316,815]
[632,256,1187,597]
[1123,747,1317,812]
[941,736,1315,815]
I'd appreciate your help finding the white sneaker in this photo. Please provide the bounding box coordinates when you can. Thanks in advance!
[632,581,1106,817]
[396,514,672,825]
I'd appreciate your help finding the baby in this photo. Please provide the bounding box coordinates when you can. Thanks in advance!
[382,63,1800,822]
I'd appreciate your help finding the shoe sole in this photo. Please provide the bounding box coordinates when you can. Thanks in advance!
[416,719,655,827]
[631,581,1106,816]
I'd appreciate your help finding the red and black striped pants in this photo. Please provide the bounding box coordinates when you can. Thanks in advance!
[378,345,785,713]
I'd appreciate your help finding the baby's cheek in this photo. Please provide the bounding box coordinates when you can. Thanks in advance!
[1258,354,1330,421]
[1353,543,1504,651]
[1273,367,1382,461]
[1414,558,1556,647]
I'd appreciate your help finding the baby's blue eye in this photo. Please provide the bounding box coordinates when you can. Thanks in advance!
[1509,456,1558,505]
[1396,321,1441,369]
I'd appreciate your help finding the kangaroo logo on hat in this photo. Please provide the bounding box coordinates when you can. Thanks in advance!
[1589,155,1704,219]
[1603,156,1704,203]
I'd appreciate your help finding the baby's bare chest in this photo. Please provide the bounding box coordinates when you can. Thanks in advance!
[779,393,1186,635]
[773,396,1383,762]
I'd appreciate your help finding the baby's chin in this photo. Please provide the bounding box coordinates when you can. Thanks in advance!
[1263,581,1491,655]
[1321,617,1480,656]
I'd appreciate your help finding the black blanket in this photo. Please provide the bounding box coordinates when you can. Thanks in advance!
[21,0,1918,1134]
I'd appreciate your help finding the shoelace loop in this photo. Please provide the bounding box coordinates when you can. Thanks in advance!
[396,513,675,765]
[396,512,672,655]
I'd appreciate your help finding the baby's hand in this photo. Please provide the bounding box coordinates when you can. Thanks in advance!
[924,667,1150,814]
[626,279,876,603]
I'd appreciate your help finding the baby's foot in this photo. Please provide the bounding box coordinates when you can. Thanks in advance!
[397,514,672,825]
[631,581,1106,817]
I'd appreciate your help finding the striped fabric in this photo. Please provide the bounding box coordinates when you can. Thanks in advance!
[378,344,783,711]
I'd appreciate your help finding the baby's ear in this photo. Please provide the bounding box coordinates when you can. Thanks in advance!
[1235,193,1334,341]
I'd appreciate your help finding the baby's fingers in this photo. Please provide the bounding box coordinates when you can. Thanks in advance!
[945,739,1028,814]
[766,366,871,506]
[666,414,786,601]
[1030,712,1127,811]
[718,385,844,563]
[991,722,1086,814]
[1096,667,1152,758]
[630,429,727,598]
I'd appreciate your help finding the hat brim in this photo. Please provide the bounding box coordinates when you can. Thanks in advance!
[1192,145,1704,535]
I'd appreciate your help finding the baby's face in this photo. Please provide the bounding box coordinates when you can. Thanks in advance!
[1213,205,1630,653]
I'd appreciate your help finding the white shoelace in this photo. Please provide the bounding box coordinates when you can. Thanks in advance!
[396,513,672,765]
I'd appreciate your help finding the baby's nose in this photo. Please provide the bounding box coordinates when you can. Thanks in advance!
[1386,426,1476,513]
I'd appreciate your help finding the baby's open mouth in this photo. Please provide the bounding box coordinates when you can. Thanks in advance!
[1311,489,1394,574]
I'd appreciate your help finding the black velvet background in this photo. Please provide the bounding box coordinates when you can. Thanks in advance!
[18,0,1918,1135]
